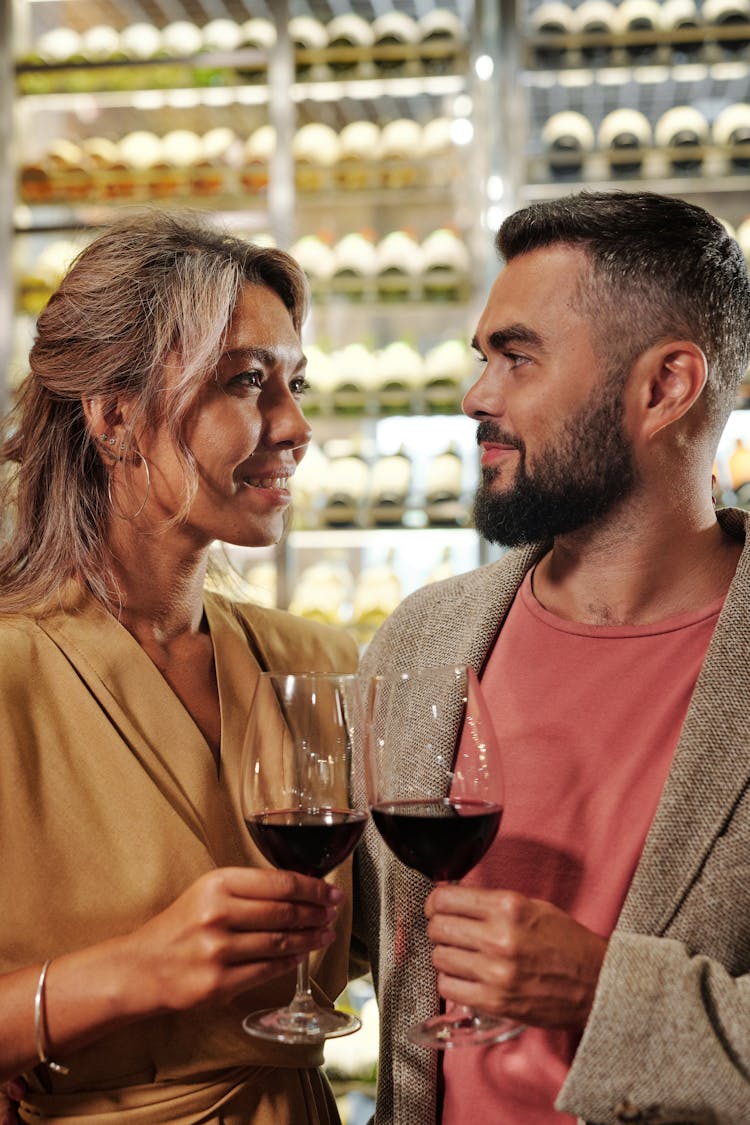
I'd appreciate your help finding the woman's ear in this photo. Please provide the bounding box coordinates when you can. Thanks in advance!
[636,341,707,440]
[82,396,129,461]
[82,396,125,440]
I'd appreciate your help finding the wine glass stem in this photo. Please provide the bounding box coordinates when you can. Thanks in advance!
[451,1003,478,1024]
[289,956,316,1014]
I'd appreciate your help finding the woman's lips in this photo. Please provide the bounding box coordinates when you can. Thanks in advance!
[241,475,290,489]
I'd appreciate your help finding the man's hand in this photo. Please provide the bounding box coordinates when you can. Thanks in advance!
[425,885,607,1029]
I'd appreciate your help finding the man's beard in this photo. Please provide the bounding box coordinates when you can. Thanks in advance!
[472,376,638,547]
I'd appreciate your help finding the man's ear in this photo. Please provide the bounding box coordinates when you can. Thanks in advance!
[634,341,707,441]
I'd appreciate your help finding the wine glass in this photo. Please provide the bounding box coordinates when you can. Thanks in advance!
[365,663,524,1049]
[240,671,368,1044]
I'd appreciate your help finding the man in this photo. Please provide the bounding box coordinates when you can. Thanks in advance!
[355,190,750,1125]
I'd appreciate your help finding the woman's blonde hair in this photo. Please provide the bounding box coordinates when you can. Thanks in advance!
[0,209,309,614]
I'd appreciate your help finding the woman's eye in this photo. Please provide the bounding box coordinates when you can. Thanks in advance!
[232,369,263,389]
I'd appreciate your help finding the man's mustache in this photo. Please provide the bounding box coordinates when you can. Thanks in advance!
[476,421,524,453]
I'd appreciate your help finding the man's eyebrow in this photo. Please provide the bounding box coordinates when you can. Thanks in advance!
[471,325,545,353]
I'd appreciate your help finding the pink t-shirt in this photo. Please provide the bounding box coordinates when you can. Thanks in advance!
[441,570,723,1125]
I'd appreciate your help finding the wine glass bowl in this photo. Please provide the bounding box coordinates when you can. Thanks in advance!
[240,671,367,1044]
[366,664,523,1048]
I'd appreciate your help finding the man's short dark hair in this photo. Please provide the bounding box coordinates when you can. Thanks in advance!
[496,191,750,439]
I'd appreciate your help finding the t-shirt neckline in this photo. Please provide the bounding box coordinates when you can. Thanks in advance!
[522,568,725,639]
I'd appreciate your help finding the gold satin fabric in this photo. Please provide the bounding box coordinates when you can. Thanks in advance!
[0,586,358,1123]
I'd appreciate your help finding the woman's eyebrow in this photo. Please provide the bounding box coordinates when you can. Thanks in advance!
[223,347,308,375]
[223,346,276,366]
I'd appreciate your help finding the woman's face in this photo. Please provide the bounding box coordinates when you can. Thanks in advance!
[138,282,311,549]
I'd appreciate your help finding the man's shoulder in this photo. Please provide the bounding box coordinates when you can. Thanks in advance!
[390,545,534,621]
[361,546,537,672]
[394,558,505,615]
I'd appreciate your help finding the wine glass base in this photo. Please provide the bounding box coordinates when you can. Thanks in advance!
[243,1006,361,1045]
[407,1013,524,1049]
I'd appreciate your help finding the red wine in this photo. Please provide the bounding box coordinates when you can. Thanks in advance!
[371,798,502,881]
[245,809,367,877]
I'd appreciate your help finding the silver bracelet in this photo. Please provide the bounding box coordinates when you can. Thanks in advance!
[34,960,69,1075]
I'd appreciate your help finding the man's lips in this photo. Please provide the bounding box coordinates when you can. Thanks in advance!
[479,443,520,468]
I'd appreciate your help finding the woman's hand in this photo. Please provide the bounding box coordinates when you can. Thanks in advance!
[0,868,342,1085]
[123,866,343,1014]
[425,884,607,1030]
[0,1078,25,1125]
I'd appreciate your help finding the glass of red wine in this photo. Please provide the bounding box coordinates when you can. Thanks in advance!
[365,663,523,1049]
[240,671,368,1044]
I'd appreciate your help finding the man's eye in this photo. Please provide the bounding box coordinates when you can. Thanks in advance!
[473,352,488,366]
[506,352,527,368]
[291,376,311,396]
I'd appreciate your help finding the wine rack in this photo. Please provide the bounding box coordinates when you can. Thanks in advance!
[4,0,492,664]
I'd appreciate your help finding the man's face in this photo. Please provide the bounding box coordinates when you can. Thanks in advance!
[464,244,638,547]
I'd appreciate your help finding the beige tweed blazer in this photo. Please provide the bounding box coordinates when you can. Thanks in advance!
[354,506,750,1125]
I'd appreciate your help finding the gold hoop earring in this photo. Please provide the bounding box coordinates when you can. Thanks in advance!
[107,449,151,521]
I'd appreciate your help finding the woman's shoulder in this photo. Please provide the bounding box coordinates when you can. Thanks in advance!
[0,613,61,703]
[205,592,359,673]
[0,611,45,655]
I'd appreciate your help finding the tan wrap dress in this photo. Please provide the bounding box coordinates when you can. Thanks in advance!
[0,587,358,1124]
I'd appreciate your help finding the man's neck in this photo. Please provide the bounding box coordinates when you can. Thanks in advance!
[530,503,743,627]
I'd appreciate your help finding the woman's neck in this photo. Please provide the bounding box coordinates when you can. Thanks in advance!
[106,525,210,642]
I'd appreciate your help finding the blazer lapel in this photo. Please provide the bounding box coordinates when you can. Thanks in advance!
[619,507,750,935]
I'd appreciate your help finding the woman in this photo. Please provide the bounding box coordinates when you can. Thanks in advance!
[0,211,359,1124]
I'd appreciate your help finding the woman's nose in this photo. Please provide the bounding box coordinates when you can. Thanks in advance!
[267,390,313,450]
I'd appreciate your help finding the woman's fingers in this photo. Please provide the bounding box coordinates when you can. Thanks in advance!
[122,866,345,1012]
[219,867,344,908]
[0,1079,24,1125]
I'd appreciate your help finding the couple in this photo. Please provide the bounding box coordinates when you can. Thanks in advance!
[1,191,749,1125]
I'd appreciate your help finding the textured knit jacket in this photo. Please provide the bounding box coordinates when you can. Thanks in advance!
[354,506,750,1125]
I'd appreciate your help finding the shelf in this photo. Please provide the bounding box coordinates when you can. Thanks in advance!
[16,176,463,224]
[16,40,467,89]
[288,527,478,550]
[524,153,750,199]
[523,56,750,87]
[522,173,750,200]
[15,72,467,109]
[301,387,470,419]
[308,279,473,306]
[13,201,272,234]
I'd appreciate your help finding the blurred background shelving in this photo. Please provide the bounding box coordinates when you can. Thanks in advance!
[5,0,750,637]
[3,1,750,1119]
